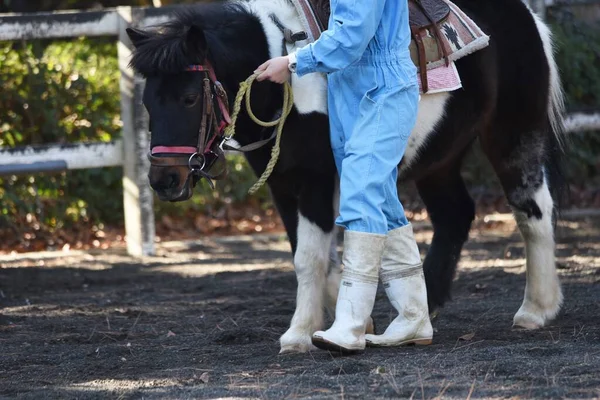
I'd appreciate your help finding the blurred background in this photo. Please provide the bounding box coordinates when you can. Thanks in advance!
[0,0,598,253]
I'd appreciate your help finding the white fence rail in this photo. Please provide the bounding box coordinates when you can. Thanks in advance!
[564,112,600,133]
[0,5,599,257]
[0,141,124,171]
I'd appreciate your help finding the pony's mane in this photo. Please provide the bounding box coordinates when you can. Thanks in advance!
[310,0,330,29]
[129,3,257,76]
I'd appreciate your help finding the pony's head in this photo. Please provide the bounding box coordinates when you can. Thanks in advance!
[128,5,276,202]
[128,10,231,202]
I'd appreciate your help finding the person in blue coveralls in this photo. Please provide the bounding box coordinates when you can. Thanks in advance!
[255,0,433,353]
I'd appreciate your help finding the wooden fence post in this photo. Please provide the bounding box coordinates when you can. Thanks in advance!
[117,6,155,257]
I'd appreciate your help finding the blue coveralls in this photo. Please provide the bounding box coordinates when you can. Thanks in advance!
[295,0,419,234]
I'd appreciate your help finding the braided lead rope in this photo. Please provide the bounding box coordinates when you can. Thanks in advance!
[223,74,294,194]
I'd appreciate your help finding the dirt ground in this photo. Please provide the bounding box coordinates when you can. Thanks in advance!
[1,214,599,399]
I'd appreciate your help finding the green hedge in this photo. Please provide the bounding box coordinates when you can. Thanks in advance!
[548,12,600,187]
[0,38,123,234]
[1,12,599,237]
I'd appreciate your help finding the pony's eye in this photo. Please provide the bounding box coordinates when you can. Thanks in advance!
[183,94,199,107]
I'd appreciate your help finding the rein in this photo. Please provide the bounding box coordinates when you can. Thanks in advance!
[147,62,294,195]
[224,74,294,194]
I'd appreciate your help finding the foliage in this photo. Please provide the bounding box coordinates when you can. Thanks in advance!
[549,11,600,110]
[0,38,123,235]
[548,11,600,186]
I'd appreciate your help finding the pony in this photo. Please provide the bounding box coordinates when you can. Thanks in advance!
[127,0,567,353]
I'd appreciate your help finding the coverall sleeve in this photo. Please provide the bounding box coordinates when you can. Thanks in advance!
[294,0,386,77]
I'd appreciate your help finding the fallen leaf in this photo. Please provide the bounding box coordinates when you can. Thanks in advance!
[459,332,475,341]
[161,215,175,229]
[200,372,210,383]
[372,366,386,374]
[474,283,487,291]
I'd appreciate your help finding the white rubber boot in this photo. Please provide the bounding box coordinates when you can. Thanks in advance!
[365,224,433,347]
[312,230,385,353]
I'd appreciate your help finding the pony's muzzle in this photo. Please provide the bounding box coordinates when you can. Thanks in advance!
[148,164,196,202]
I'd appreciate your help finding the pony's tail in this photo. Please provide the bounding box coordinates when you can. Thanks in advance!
[531,12,569,221]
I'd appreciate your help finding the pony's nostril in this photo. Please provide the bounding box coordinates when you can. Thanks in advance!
[167,174,179,189]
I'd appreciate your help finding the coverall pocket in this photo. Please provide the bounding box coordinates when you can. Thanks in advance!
[394,84,420,141]
[365,80,380,104]
[350,64,380,104]
[383,62,418,91]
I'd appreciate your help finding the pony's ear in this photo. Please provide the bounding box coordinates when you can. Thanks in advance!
[126,27,150,48]
[185,25,208,57]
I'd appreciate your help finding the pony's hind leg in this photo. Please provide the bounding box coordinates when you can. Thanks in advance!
[482,139,562,329]
[416,158,476,311]
[324,226,341,319]
[324,182,341,320]
[512,176,562,329]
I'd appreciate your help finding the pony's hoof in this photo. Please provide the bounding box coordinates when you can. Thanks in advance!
[279,329,316,354]
[513,309,545,330]
[279,343,317,354]
[513,292,562,330]
[513,302,558,330]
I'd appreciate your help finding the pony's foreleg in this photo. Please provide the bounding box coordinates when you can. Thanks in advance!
[482,136,562,329]
[279,170,337,353]
[279,213,333,353]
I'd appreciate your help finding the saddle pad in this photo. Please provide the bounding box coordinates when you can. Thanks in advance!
[418,61,462,94]
[414,0,490,71]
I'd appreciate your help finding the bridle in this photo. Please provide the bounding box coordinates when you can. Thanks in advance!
[147,62,232,189]
[147,61,286,193]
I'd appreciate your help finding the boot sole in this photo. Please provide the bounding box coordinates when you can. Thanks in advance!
[311,336,364,354]
[366,337,433,348]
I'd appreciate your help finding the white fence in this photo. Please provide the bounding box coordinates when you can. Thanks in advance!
[0,4,599,257]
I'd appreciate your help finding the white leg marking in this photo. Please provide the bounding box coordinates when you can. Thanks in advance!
[400,92,450,174]
[512,178,562,329]
[279,213,333,353]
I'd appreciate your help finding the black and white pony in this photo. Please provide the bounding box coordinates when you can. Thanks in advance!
[127,0,566,353]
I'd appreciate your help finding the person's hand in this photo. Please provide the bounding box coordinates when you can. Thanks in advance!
[255,56,291,84]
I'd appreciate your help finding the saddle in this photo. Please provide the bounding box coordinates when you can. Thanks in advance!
[290,0,452,93]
